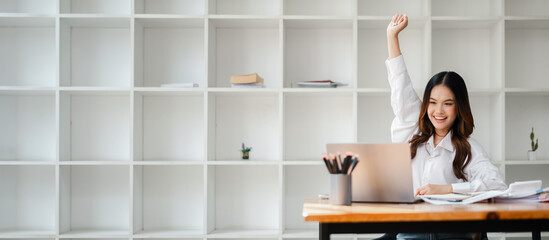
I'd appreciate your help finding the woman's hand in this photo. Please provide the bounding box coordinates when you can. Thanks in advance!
[387,14,408,59]
[387,14,408,38]
[415,184,453,196]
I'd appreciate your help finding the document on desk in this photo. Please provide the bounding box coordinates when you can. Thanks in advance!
[420,180,543,205]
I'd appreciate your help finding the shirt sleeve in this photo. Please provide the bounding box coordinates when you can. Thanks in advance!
[451,138,507,193]
[386,55,422,143]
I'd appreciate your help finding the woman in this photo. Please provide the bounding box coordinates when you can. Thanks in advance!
[384,14,507,240]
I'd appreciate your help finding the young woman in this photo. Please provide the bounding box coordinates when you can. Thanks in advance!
[384,14,507,239]
[387,14,507,196]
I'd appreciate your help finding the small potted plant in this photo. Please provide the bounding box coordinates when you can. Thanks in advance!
[528,127,539,161]
[241,142,252,160]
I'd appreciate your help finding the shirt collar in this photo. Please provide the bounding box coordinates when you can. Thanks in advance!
[427,131,455,152]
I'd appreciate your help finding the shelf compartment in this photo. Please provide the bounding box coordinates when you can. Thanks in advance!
[207,92,280,161]
[133,165,204,235]
[358,18,429,89]
[0,166,55,234]
[134,18,205,88]
[59,165,130,234]
[207,165,279,234]
[284,165,329,233]
[0,0,56,14]
[505,20,549,89]
[59,17,131,87]
[357,93,393,143]
[0,17,56,87]
[135,0,205,15]
[358,0,428,17]
[283,92,354,161]
[432,0,502,17]
[284,19,353,88]
[60,0,131,14]
[469,92,504,161]
[208,19,280,88]
[505,0,549,17]
[59,92,130,161]
[505,165,549,188]
[283,0,353,16]
[134,91,205,162]
[0,93,55,162]
[432,19,503,89]
[505,95,549,161]
[208,0,279,15]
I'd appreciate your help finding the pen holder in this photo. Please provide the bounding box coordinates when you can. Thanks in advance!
[330,174,351,205]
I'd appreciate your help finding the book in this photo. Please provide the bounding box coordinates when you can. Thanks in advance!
[420,180,544,205]
[160,82,199,88]
[230,73,263,84]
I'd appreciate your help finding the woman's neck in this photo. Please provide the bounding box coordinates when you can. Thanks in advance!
[433,129,449,147]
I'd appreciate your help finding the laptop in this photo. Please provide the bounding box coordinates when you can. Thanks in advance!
[326,143,418,203]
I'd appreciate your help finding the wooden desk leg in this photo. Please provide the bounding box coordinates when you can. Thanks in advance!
[532,231,541,240]
[320,223,330,240]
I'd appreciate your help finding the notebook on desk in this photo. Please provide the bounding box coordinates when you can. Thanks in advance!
[327,143,419,203]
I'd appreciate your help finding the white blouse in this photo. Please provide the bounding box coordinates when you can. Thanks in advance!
[386,55,507,193]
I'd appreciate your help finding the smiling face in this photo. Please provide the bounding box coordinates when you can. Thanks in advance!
[427,84,457,135]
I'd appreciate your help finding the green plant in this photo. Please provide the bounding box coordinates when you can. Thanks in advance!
[530,127,539,151]
[241,142,252,153]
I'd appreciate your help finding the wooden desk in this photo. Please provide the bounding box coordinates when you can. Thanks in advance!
[303,199,549,240]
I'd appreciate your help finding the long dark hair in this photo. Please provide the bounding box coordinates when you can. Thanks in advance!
[409,71,475,181]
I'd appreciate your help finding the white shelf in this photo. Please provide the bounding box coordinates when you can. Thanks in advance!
[432,19,503,89]
[284,19,353,88]
[505,19,549,89]
[208,18,280,88]
[0,17,56,87]
[2,1,549,240]
[133,165,204,234]
[134,18,205,88]
[59,165,130,234]
[0,166,56,233]
[134,91,205,161]
[505,95,549,161]
[59,92,131,161]
[284,92,354,161]
[506,160,549,165]
[208,93,280,161]
[0,94,56,162]
[59,17,131,87]
[208,165,279,233]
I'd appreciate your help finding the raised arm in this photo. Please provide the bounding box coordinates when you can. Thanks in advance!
[385,14,422,143]
[387,14,408,59]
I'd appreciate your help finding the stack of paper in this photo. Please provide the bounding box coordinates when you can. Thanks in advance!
[420,180,547,205]
[230,73,264,88]
[297,80,346,88]
[160,82,199,88]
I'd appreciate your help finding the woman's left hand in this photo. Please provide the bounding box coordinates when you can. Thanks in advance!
[415,184,453,196]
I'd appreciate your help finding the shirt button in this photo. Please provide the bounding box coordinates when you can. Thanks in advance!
[428,157,432,161]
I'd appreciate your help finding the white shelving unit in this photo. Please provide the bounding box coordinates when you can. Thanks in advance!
[1,0,549,240]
